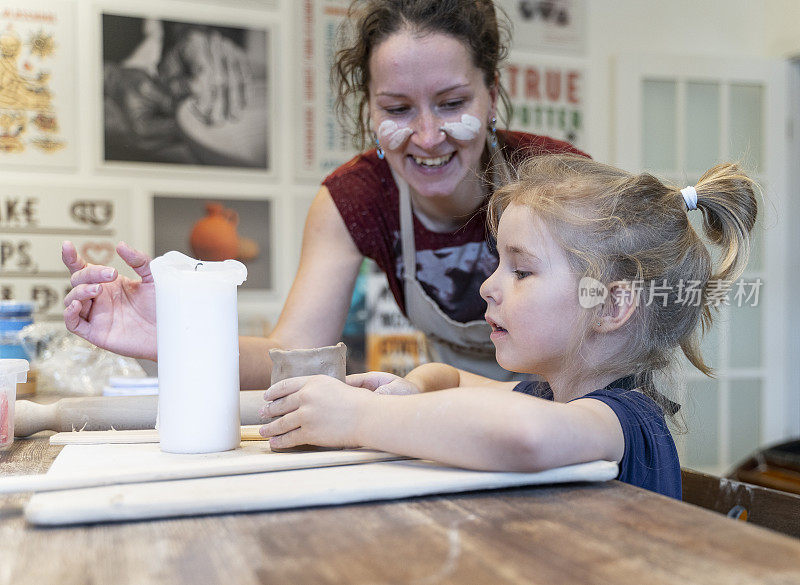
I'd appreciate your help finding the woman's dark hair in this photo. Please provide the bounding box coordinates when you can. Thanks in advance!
[334,0,512,149]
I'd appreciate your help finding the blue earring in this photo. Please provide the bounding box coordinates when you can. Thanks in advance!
[374,133,385,160]
[489,116,498,149]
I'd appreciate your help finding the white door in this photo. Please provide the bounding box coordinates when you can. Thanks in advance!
[614,54,794,475]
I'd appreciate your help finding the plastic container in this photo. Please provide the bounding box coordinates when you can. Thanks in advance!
[0,359,29,447]
[0,301,34,359]
[103,376,159,396]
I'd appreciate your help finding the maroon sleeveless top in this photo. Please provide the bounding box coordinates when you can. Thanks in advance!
[324,130,588,323]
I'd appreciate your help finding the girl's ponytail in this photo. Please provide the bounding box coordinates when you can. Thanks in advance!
[692,163,759,284]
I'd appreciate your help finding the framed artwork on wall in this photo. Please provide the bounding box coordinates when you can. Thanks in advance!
[152,194,274,293]
[502,53,587,149]
[497,0,586,55]
[0,185,133,320]
[294,0,357,182]
[100,9,274,174]
[0,0,77,170]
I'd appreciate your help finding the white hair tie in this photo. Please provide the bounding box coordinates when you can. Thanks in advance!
[680,186,698,211]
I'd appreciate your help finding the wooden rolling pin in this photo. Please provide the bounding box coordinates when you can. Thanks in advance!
[14,391,267,437]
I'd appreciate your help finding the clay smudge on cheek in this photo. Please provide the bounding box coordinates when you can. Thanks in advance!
[440,114,482,141]
[378,120,413,150]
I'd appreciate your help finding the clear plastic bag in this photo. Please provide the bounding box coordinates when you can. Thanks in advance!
[18,322,146,396]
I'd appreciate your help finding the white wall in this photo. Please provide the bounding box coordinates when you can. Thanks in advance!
[764,0,800,57]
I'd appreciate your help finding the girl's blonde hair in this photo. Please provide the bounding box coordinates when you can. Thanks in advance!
[488,154,759,413]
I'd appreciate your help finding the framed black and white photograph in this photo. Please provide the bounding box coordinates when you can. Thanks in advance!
[102,13,271,171]
[498,0,586,55]
[152,194,273,292]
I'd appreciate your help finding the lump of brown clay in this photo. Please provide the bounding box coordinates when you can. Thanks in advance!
[266,342,347,452]
[268,342,346,385]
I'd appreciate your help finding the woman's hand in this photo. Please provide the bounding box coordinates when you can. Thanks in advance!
[346,371,422,395]
[62,240,158,360]
[258,375,376,449]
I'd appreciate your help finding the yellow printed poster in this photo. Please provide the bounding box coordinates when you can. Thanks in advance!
[0,1,76,168]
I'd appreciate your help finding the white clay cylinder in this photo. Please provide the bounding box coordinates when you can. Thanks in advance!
[150,251,247,454]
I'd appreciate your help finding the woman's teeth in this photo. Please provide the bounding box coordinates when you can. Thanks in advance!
[412,153,454,168]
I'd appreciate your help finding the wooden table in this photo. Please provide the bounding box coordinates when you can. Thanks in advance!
[2,435,800,585]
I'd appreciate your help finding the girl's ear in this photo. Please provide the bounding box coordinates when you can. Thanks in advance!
[595,281,638,333]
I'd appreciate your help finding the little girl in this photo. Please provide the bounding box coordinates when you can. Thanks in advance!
[259,154,758,499]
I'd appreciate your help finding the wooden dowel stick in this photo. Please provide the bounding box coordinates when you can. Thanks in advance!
[0,449,404,495]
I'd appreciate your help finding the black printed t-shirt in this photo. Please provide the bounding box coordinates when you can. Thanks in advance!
[513,377,682,499]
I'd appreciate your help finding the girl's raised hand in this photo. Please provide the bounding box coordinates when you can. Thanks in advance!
[259,375,375,449]
[345,371,421,395]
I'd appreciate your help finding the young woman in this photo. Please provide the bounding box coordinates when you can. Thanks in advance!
[62,0,584,387]
[259,154,759,498]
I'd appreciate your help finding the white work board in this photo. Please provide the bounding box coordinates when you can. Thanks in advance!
[25,442,618,526]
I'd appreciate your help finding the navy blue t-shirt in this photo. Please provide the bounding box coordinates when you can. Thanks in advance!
[513,377,682,499]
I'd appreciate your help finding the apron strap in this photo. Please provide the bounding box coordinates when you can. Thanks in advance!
[394,170,418,294]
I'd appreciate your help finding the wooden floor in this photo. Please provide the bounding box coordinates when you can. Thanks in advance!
[2,435,800,585]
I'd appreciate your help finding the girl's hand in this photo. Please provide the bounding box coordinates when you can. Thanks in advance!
[345,371,422,395]
[258,375,375,449]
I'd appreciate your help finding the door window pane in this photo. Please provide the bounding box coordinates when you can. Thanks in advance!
[699,314,721,370]
[728,289,762,368]
[729,379,761,465]
[729,84,764,172]
[643,79,677,171]
[745,217,764,273]
[682,379,719,468]
[686,82,720,172]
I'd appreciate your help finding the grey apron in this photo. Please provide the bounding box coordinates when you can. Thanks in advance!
[395,173,522,381]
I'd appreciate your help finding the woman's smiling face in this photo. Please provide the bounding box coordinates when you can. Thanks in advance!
[367,30,496,200]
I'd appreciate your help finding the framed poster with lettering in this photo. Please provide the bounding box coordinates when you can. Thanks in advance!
[497,0,586,55]
[0,0,78,170]
[502,53,587,149]
[0,186,132,320]
[99,7,275,173]
[294,0,357,181]
[152,194,274,293]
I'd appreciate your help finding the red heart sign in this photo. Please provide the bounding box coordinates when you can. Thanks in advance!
[81,242,115,266]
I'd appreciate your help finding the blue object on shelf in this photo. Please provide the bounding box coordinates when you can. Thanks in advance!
[0,301,34,359]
